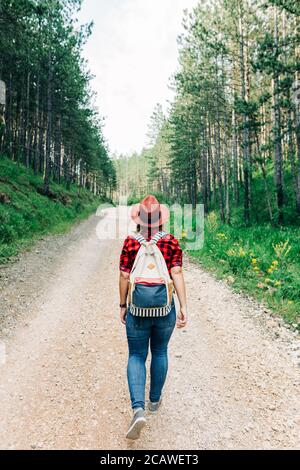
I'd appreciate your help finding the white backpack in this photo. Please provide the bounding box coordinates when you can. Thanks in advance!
[128,232,174,317]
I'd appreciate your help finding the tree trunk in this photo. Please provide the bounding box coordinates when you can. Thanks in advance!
[232,109,239,205]
[239,4,251,225]
[212,123,217,208]
[33,75,40,175]
[207,118,212,210]
[273,7,284,225]
[293,17,300,214]
[44,57,53,195]
[5,72,13,157]
[54,114,61,183]
[38,110,45,174]
[25,70,31,167]
[215,107,224,222]
[260,161,274,223]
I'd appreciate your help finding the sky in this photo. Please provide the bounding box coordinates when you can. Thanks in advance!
[78,0,198,155]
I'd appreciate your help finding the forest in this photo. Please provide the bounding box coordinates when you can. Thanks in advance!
[115,0,300,323]
[117,0,300,226]
[0,0,116,197]
[0,0,116,260]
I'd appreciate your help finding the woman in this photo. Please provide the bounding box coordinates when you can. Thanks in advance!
[119,195,188,440]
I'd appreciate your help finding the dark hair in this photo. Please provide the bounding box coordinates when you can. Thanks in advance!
[136,224,163,233]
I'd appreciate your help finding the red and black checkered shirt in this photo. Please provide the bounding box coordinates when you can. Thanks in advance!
[119,230,183,275]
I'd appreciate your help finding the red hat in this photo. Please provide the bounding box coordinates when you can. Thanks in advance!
[131,195,170,228]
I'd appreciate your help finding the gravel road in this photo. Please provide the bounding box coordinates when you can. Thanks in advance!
[0,211,299,450]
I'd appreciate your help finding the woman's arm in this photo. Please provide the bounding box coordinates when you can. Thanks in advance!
[119,270,130,325]
[171,266,188,329]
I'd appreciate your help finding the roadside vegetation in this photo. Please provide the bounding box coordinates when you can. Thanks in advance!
[0,156,102,262]
[189,213,300,326]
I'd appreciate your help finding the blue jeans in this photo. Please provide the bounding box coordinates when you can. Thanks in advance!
[126,305,176,410]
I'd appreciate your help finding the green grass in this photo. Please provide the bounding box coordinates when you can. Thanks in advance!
[0,156,103,263]
[187,211,300,326]
[169,165,300,327]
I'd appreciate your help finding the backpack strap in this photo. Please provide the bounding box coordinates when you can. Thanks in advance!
[134,233,147,245]
[151,231,168,245]
[133,231,168,246]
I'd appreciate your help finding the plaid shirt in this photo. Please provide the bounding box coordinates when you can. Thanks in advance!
[120,230,183,275]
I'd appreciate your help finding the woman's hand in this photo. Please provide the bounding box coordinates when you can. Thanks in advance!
[177,306,188,329]
[171,266,187,329]
[120,307,127,325]
[119,271,129,325]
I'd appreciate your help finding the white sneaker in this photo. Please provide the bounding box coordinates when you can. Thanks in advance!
[148,399,162,413]
[126,408,146,440]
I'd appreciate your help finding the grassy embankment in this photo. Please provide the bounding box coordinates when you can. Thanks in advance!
[189,213,300,326]
[186,170,300,326]
[0,156,103,263]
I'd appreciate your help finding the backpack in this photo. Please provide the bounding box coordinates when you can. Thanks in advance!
[128,231,174,317]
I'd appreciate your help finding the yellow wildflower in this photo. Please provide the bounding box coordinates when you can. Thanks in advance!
[216,232,227,240]
[227,246,246,258]
[274,281,281,287]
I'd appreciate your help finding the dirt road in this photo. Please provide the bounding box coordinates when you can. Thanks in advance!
[0,211,299,450]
